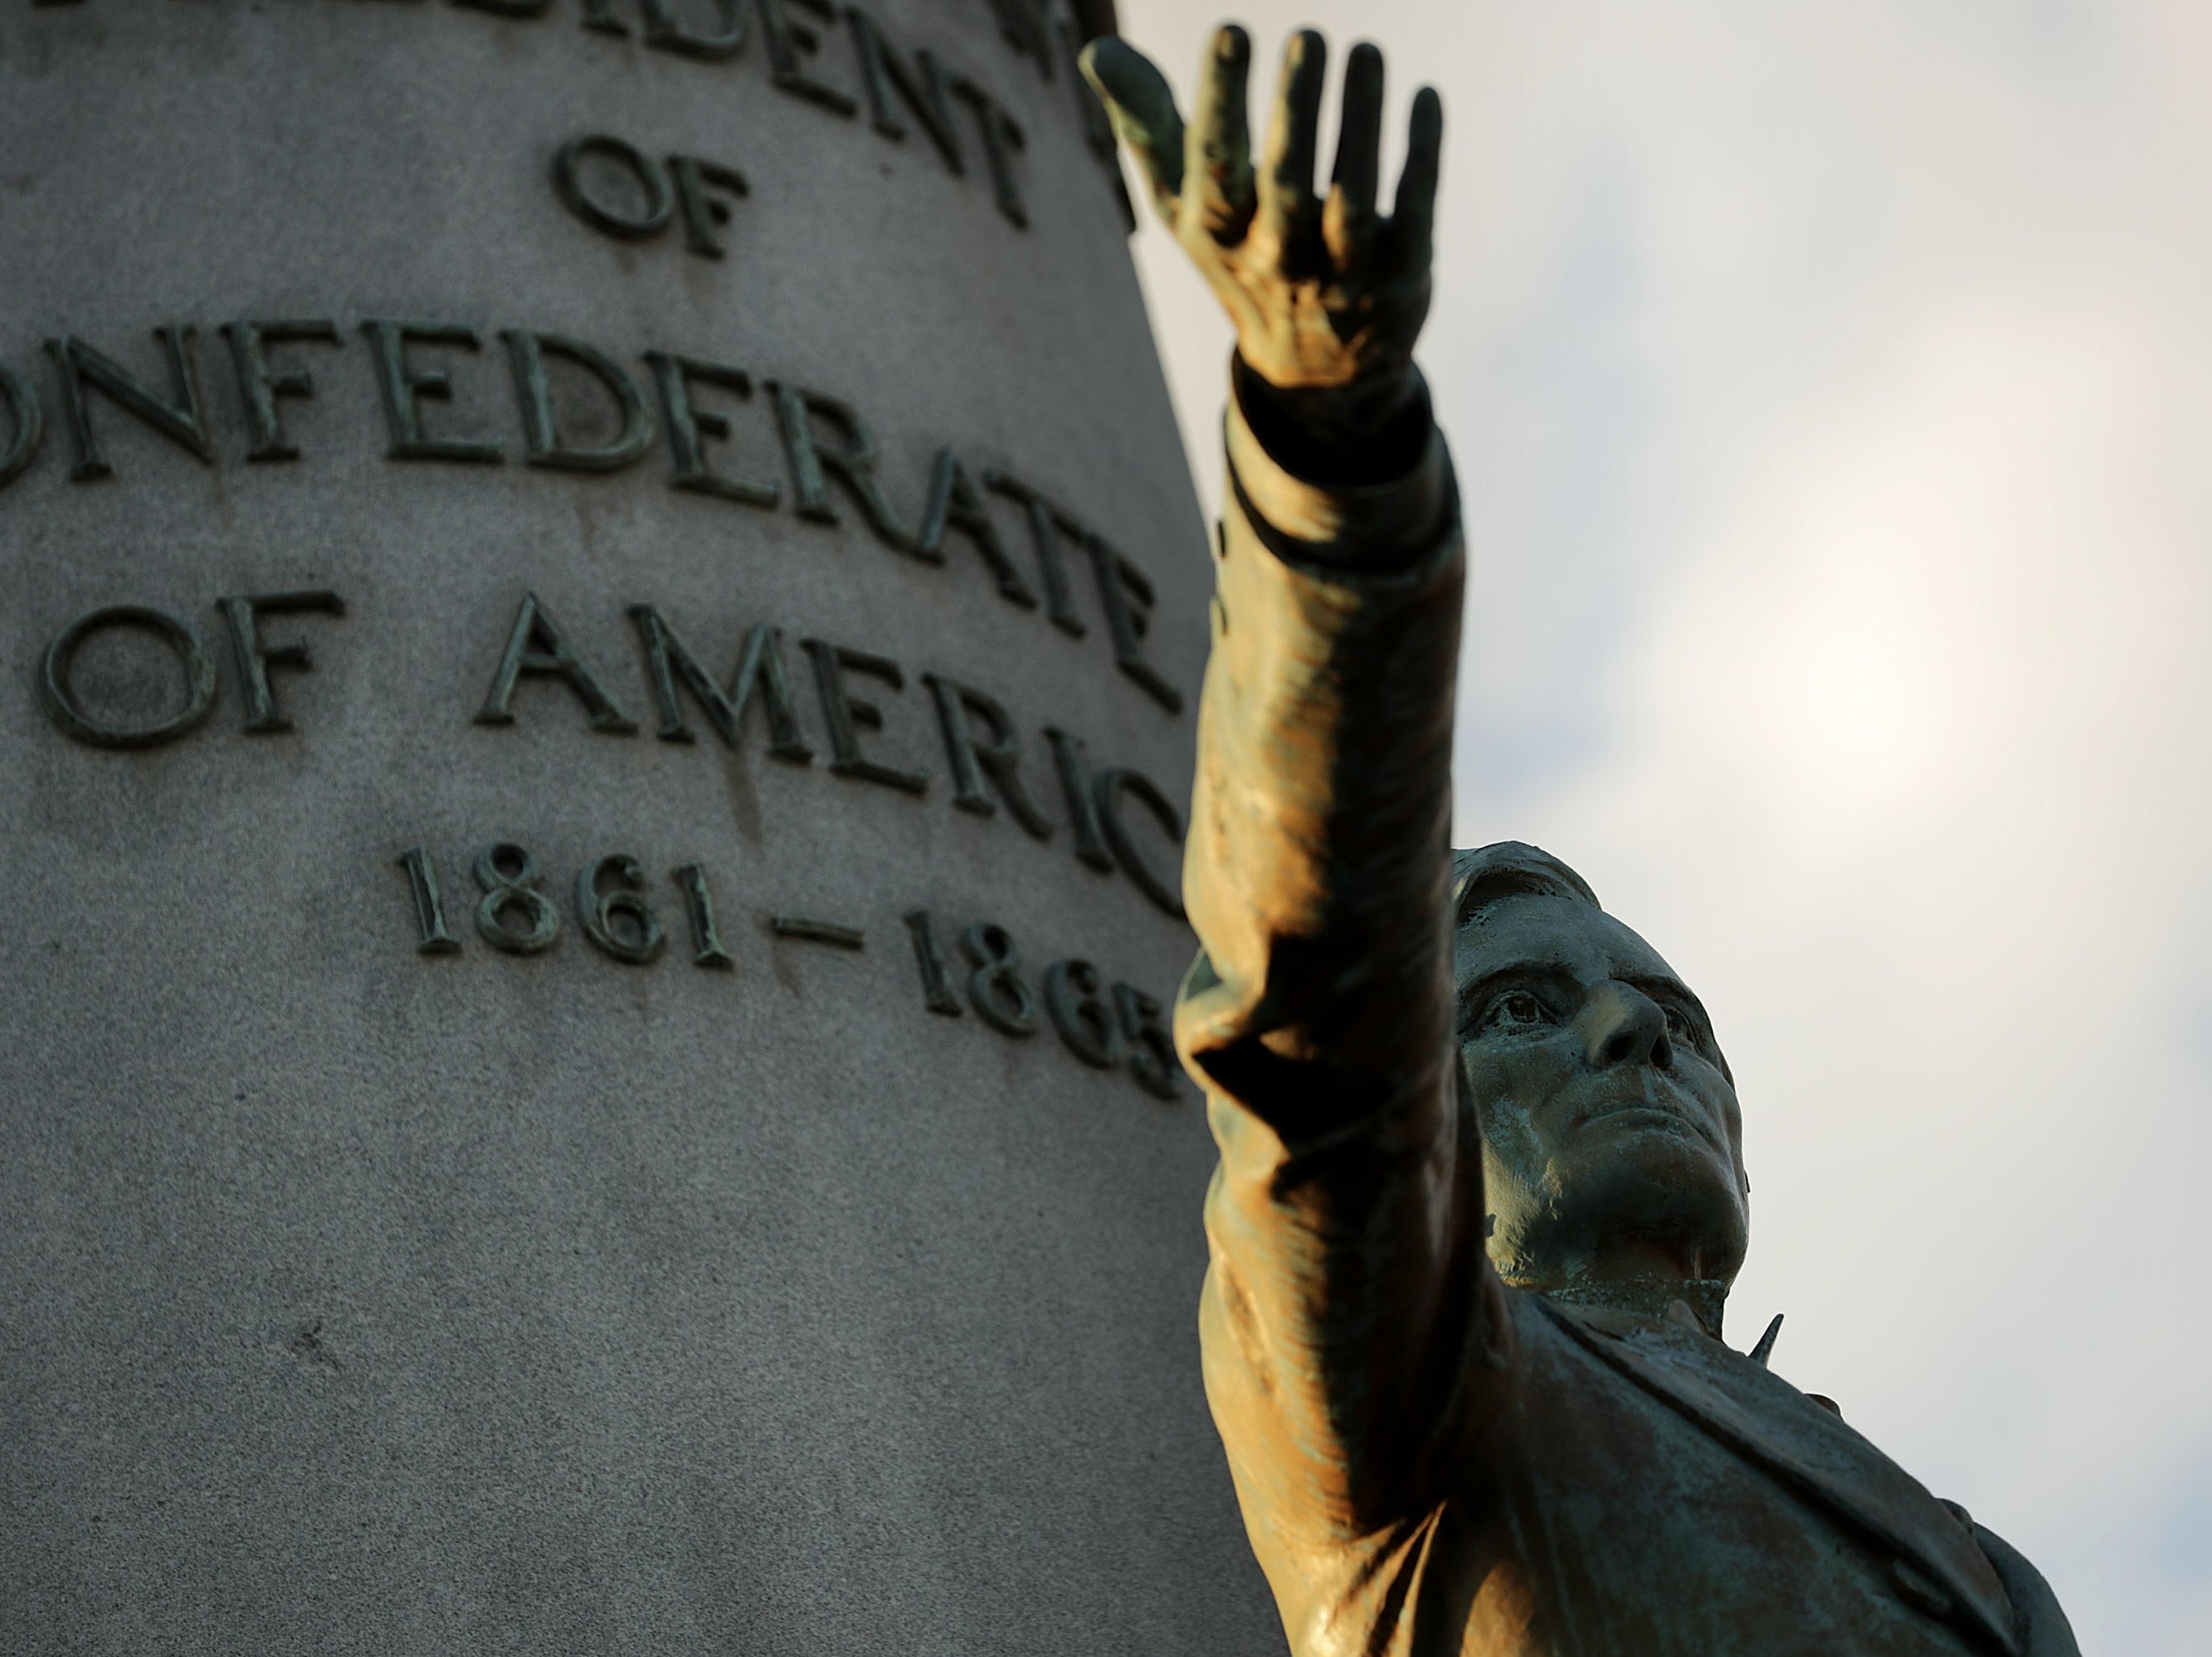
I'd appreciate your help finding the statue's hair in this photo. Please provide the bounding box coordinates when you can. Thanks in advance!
[1452,841,1601,927]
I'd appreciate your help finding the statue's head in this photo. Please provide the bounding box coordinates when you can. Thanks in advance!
[1453,844,1750,1299]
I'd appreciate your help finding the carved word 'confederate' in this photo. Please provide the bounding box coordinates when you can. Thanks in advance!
[0,321,1180,714]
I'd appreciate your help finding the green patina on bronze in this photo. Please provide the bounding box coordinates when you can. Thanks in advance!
[1086,23,2080,1656]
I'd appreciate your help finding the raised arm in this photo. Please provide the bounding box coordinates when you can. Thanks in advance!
[1087,29,1494,1545]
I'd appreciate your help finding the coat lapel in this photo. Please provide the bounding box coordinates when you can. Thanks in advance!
[1532,1297,2020,1657]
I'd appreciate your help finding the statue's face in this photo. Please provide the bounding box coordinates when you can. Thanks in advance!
[1454,894,1749,1287]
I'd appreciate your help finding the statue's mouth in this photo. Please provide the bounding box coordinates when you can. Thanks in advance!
[1575,1097,1726,1157]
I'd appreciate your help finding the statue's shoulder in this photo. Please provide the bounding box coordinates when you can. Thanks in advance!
[1493,1294,2028,1655]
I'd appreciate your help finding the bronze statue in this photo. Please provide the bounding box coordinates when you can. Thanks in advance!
[1084,24,2080,1656]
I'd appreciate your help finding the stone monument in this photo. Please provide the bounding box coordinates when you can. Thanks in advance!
[0,2,1275,1650]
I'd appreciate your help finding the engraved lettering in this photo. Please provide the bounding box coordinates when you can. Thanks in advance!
[0,360,45,490]
[672,862,736,968]
[646,351,780,506]
[40,604,218,749]
[396,834,1180,1084]
[770,914,867,948]
[222,320,342,462]
[501,329,655,472]
[922,672,1051,837]
[901,908,963,1016]
[1086,533,1182,712]
[476,591,639,733]
[666,155,751,256]
[914,448,1035,607]
[627,606,813,759]
[216,590,346,735]
[983,0,1055,80]
[642,0,749,59]
[1113,982,1182,1099]
[758,0,856,115]
[396,845,463,956]
[1094,766,1186,920]
[801,637,926,793]
[1044,726,1114,872]
[552,133,675,241]
[767,382,908,548]
[361,319,504,464]
[960,921,1037,1036]
[472,842,563,955]
[845,7,962,173]
[44,329,213,480]
[40,6,1056,232]
[953,78,1028,227]
[576,854,667,964]
[986,470,1087,636]
[1045,958,1124,1069]
[582,0,629,35]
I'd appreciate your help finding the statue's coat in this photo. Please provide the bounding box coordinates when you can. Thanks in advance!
[1177,368,2078,1657]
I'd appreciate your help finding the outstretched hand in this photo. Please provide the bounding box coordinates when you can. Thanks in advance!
[1082,26,1441,396]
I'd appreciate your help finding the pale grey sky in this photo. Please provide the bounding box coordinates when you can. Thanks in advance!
[1118,2,2212,1649]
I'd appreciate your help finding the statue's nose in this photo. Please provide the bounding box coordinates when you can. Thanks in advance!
[1581,982,1672,1070]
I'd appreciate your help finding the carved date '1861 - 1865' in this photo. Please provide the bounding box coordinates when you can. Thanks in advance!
[395,838,1182,1098]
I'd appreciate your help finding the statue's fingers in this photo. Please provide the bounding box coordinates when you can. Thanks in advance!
[1323,41,1385,269]
[1186,25,1257,242]
[1389,85,1445,271]
[1080,37,1187,222]
[1255,29,1327,250]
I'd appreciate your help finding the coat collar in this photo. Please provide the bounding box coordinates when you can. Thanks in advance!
[1531,1274,1731,1338]
[1532,1294,2020,1657]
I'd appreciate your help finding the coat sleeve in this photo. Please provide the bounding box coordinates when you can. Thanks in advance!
[1177,361,1508,1544]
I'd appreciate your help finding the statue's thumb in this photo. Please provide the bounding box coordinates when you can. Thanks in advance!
[1079,39,1185,210]
[1077,37,1138,109]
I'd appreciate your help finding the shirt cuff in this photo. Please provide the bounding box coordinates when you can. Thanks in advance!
[1225,363,1454,564]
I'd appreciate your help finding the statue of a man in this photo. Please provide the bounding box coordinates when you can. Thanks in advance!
[1084,24,2079,1656]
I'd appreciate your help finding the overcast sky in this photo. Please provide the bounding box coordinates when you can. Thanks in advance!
[1117,2,2212,1648]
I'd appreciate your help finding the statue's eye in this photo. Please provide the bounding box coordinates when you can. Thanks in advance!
[1479,990,1553,1034]
[1663,1005,1700,1047]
